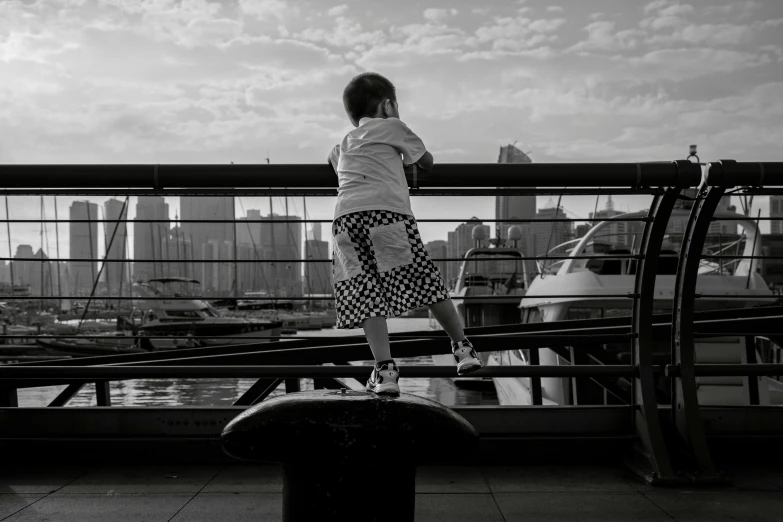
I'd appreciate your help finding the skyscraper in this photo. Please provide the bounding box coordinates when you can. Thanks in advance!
[133,196,169,283]
[425,240,448,285]
[528,205,573,269]
[446,218,489,287]
[103,199,129,296]
[69,201,99,294]
[305,233,331,296]
[261,213,303,298]
[589,196,628,248]
[496,144,535,242]
[179,197,233,294]
[772,196,783,235]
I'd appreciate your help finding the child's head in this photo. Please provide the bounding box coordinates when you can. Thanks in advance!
[342,72,398,127]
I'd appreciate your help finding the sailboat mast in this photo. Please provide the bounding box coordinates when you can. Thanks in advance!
[4,196,15,293]
[53,196,62,312]
[303,197,311,301]
[232,196,238,299]
[40,196,44,313]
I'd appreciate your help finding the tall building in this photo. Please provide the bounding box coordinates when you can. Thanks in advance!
[69,201,99,294]
[261,213,303,298]
[528,206,573,271]
[103,199,129,296]
[159,227,193,280]
[305,234,332,296]
[180,197,234,294]
[446,218,489,286]
[772,196,783,235]
[237,209,304,297]
[496,144,535,241]
[0,261,9,284]
[237,209,267,293]
[425,240,448,284]
[133,196,170,284]
[589,196,628,248]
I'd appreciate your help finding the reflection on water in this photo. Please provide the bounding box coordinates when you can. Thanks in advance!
[16,318,498,407]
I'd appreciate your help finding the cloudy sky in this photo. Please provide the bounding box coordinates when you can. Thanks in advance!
[1,0,782,258]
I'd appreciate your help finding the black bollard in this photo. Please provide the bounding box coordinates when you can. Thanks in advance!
[221,389,478,522]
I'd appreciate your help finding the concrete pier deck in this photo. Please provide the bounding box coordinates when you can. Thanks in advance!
[2,463,783,521]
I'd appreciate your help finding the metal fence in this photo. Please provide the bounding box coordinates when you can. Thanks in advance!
[1,160,783,484]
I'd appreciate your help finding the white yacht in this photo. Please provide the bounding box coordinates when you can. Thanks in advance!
[489,209,783,406]
[431,226,528,368]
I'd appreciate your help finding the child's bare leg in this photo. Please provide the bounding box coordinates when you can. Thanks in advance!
[362,316,392,363]
[428,299,466,343]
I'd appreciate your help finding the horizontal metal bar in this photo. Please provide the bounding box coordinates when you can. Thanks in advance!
[702,255,783,260]
[0,294,636,300]
[1,255,642,263]
[705,161,783,187]
[666,363,783,377]
[0,188,666,197]
[0,217,653,224]
[0,364,640,380]
[696,295,780,299]
[0,162,700,188]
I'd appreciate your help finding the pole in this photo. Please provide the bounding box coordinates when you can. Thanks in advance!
[232,197,238,300]
[39,196,44,313]
[269,196,277,302]
[5,196,15,295]
[53,197,62,312]
[149,221,158,280]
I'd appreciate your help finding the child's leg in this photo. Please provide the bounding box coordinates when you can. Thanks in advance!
[428,299,467,343]
[428,299,482,374]
[362,316,392,363]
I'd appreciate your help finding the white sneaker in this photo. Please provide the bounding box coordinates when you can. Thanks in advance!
[366,361,400,395]
[452,340,482,375]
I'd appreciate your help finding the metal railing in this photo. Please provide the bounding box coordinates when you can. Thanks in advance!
[2,160,783,484]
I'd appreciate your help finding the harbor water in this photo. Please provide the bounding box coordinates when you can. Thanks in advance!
[14,318,498,407]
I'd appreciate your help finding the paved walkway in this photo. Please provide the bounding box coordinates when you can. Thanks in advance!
[1,463,782,521]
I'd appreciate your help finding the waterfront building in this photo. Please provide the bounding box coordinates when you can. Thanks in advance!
[772,196,783,235]
[179,197,233,294]
[103,199,129,296]
[69,201,99,295]
[425,240,448,284]
[589,196,629,248]
[528,206,573,264]
[0,261,9,284]
[133,196,170,284]
[260,213,303,298]
[446,218,489,287]
[305,236,331,296]
[495,144,534,243]
[158,226,194,280]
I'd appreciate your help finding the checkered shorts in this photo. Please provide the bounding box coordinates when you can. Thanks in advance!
[332,210,449,329]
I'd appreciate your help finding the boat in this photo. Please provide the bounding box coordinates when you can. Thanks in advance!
[132,278,283,348]
[37,277,283,356]
[488,208,783,406]
[431,225,528,369]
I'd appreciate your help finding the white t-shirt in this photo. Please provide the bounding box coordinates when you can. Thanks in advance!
[329,117,427,219]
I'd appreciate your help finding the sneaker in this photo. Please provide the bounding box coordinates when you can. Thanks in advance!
[453,340,483,375]
[366,361,400,395]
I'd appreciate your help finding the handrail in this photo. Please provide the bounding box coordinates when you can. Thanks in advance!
[0,161,702,188]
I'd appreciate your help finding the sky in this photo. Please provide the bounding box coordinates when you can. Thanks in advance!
[1,0,782,259]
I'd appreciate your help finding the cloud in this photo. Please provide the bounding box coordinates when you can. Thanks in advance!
[327,4,348,17]
[238,0,289,19]
[567,21,641,52]
[546,6,564,13]
[423,8,457,22]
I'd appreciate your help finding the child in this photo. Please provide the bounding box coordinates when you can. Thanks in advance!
[328,72,482,395]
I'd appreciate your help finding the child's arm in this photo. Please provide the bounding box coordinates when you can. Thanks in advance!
[327,144,340,173]
[416,151,434,170]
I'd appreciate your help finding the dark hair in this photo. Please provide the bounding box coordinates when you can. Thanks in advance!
[342,72,396,123]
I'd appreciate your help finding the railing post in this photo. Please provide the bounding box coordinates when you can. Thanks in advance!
[0,388,18,407]
[95,380,111,406]
[671,185,726,482]
[629,187,680,484]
